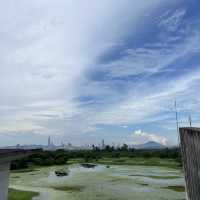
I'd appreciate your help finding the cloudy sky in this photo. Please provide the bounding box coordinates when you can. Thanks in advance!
[0,0,200,147]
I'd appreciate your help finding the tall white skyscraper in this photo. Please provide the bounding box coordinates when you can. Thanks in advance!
[48,136,51,147]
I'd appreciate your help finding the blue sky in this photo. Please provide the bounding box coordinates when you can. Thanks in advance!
[0,0,200,146]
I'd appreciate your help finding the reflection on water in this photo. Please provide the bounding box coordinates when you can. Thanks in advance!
[10,164,186,200]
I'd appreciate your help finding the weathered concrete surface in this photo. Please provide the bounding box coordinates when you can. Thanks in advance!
[0,149,41,164]
[0,162,10,200]
[179,127,200,200]
[0,149,41,200]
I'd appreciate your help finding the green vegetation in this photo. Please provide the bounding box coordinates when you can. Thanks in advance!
[147,175,180,179]
[51,185,84,192]
[96,157,180,168]
[11,176,20,179]
[11,168,38,173]
[129,174,180,179]
[11,150,69,170]
[163,185,185,192]
[8,188,39,200]
[10,147,182,171]
[138,183,149,186]
[109,177,130,183]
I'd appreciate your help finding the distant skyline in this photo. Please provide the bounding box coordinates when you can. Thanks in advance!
[0,0,200,147]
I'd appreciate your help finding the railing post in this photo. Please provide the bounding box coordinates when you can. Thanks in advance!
[179,127,200,200]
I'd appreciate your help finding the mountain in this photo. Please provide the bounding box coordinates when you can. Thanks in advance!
[134,141,166,149]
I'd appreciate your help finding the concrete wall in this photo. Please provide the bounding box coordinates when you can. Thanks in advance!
[179,128,200,200]
[0,162,10,200]
[0,149,40,200]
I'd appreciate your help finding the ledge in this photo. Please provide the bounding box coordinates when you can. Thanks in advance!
[0,149,41,164]
[179,127,200,131]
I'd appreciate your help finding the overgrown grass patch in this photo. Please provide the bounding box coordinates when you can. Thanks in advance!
[10,176,20,179]
[51,185,84,192]
[8,188,39,200]
[138,183,149,186]
[129,174,180,179]
[163,185,185,192]
[95,157,181,169]
[148,175,180,179]
[11,168,39,173]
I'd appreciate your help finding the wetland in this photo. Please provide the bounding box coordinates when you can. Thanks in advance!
[9,160,185,200]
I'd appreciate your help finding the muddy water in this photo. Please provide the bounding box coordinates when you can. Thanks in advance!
[9,164,186,200]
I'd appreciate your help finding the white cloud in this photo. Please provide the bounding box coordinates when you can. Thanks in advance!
[81,9,200,131]
[158,9,186,32]
[0,0,168,139]
[99,26,200,78]
[0,0,198,146]
[93,67,200,128]
[130,130,168,145]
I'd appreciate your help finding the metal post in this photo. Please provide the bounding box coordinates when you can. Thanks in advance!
[188,115,192,127]
[174,100,180,146]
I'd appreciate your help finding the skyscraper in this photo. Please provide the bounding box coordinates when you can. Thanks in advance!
[48,136,51,147]
[102,139,105,149]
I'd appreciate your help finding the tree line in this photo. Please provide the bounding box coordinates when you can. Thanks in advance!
[10,146,181,170]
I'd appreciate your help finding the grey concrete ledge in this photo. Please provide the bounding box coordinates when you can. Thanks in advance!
[0,149,41,164]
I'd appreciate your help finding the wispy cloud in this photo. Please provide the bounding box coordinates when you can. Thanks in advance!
[0,0,199,146]
[158,9,186,32]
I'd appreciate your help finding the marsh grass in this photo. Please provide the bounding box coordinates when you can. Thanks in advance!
[109,177,130,183]
[11,168,39,173]
[163,185,185,192]
[148,175,180,179]
[96,157,181,169]
[129,174,180,179]
[138,183,149,186]
[51,185,84,192]
[8,188,39,200]
[69,157,181,169]
[11,176,20,179]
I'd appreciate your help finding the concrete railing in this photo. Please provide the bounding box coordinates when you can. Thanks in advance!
[0,149,41,200]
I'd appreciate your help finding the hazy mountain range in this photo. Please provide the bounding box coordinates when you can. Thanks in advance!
[134,141,166,149]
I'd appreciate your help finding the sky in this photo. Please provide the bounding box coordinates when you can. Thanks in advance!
[0,0,200,147]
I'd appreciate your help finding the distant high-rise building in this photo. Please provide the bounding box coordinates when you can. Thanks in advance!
[48,136,51,147]
[102,139,105,149]
[67,143,72,147]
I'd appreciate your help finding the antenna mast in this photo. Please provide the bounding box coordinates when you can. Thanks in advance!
[188,114,192,127]
[174,100,179,146]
